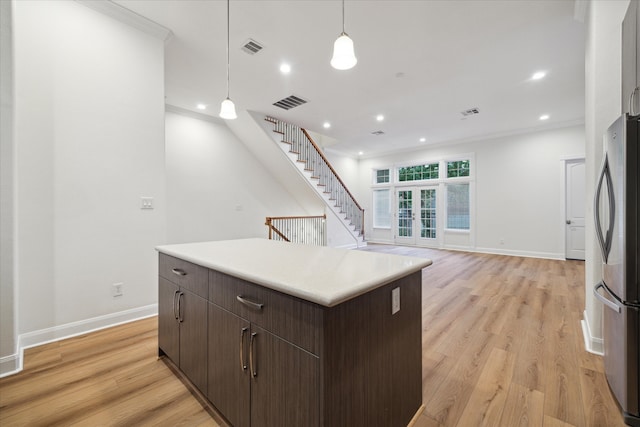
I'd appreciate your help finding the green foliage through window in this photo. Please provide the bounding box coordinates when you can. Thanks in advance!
[447,160,470,178]
[398,163,439,182]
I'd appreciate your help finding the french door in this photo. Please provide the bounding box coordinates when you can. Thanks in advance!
[395,186,439,247]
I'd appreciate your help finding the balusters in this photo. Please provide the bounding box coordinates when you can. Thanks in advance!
[266,117,365,240]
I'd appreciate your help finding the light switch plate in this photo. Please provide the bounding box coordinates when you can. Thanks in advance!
[392,287,400,315]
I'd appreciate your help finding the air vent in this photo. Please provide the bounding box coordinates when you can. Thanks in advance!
[371,130,385,136]
[273,95,308,110]
[241,39,264,55]
[461,107,480,117]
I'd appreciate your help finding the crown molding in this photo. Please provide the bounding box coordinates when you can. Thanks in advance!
[75,0,173,42]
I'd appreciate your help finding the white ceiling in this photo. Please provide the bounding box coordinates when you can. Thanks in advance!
[114,0,585,157]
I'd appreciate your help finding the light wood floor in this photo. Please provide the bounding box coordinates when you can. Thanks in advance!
[360,244,625,427]
[0,245,626,426]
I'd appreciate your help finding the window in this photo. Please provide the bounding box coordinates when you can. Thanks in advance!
[446,183,470,230]
[372,189,391,228]
[375,169,390,184]
[447,160,470,178]
[398,163,439,182]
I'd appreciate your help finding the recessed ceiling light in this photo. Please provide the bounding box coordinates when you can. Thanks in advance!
[197,104,207,110]
[323,122,331,129]
[280,63,291,74]
[419,137,426,142]
[532,71,546,80]
[358,151,363,156]
[376,114,384,122]
[539,114,550,120]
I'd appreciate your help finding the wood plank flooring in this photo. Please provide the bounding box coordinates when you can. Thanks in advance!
[0,245,626,426]
[359,244,625,427]
[0,318,223,427]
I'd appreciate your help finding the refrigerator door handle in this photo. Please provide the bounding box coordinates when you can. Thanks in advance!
[594,282,622,313]
[594,154,615,262]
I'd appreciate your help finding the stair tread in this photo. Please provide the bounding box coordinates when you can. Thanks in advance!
[268,117,364,243]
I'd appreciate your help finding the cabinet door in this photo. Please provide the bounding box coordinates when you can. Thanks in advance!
[158,278,179,363]
[179,289,208,394]
[250,326,319,427]
[208,303,250,427]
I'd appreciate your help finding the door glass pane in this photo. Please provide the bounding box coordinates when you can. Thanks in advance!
[420,189,436,238]
[397,190,413,237]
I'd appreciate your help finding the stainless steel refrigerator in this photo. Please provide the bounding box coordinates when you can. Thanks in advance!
[594,113,640,426]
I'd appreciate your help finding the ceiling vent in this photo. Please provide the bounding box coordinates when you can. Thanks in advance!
[273,95,308,110]
[461,107,480,117]
[371,130,385,136]
[241,39,264,55]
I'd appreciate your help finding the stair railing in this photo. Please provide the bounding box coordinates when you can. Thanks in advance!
[265,117,364,238]
[265,215,327,246]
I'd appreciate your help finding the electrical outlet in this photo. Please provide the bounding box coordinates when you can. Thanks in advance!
[112,283,123,297]
[141,197,154,210]
[392,287,400,315]
[499,238,505,245]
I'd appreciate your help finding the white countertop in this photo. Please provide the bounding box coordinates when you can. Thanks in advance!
[156,238,432,307]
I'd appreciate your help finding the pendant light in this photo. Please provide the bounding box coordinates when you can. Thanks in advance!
[219,0,237,120]
[330,0,357,70]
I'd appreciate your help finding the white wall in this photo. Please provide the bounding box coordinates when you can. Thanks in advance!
[583,0,630,352]
[353,125,585,258]
[0,0,16,370]
[5,0,166,374]
[165,111,308,243]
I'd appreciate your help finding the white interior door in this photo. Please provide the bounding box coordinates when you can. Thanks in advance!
[565,160,586,260]
[395,187,439,247]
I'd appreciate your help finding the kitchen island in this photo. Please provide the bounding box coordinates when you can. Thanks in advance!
[156,238,432,427]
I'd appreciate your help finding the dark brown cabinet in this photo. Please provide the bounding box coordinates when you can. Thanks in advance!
[249,325,319,427]
[207,271,320,427]
[207,303,250,427]
[158,278,180,363]
[159,252,422,427]
[622,0,640,115]
[158,254,208,394]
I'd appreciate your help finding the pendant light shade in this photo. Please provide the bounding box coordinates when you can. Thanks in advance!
[331,32,357,70]
[219,97,237,120]
[220,0,237,120]
[331,0,356,70]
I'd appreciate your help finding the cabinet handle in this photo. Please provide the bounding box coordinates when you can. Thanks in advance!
[236,295,264,310]
[178,292,185,323]
[173,290,180,320]
[250,332,258,378]
[172,268,187,276]
[240,327,248,371]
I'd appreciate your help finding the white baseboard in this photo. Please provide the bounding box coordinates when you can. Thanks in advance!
[362,241,565,260]
[333,243,360,249]
[0,353,21,378]
[364,239,395,245]
[581,310,604,355]
[0,304,158,378]
[472,247,565,260]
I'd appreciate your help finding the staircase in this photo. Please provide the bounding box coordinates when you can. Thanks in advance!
[265,117,365,244]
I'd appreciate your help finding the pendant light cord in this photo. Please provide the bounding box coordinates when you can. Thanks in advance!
[226,0,230,99]
[341,0,345,34]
